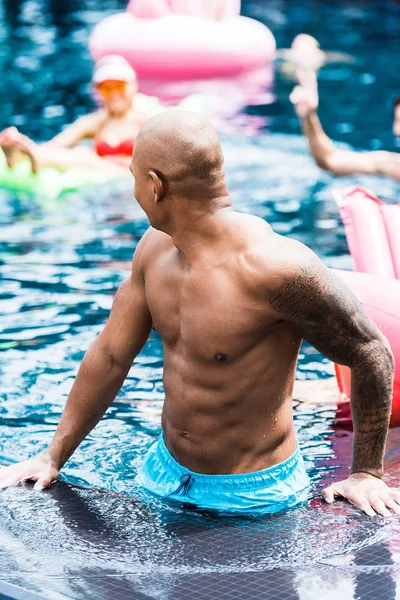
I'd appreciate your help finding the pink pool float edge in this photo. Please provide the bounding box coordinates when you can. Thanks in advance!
[333,186,400,427]
[333,186,400,279]
[334,269,400,427]
[89,10,276,79]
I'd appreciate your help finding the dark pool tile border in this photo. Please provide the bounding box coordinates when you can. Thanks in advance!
[0,581,48,600]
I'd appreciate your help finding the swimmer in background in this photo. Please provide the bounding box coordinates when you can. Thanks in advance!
[0,56,149,174]
[0,111,398,518]
[276,34,354,79]
[291,69,400,179]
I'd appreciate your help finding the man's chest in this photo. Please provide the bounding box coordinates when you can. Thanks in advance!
[143,257,272,359]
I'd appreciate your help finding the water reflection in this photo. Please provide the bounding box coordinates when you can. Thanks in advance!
[0,450,399,600]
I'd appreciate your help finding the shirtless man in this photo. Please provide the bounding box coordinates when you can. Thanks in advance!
[291,70,400,180]
[0,111,398,517]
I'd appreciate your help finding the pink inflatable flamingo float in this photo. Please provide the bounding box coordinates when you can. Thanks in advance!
[334,186,400,427]
[90,0,276,80]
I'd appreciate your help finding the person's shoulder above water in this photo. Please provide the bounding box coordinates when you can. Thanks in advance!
[228,211,320,291]
[132,226,174,268]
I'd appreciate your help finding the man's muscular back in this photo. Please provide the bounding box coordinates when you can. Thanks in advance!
[139,212,303,474]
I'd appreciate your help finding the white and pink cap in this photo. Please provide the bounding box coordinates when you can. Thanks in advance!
[92,55,137,84]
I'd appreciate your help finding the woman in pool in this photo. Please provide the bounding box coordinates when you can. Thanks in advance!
[0,55,148,174]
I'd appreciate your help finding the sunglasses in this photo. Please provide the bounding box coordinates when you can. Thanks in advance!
[96,80,130,97]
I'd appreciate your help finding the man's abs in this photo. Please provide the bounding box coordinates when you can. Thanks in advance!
[160,331,300,475]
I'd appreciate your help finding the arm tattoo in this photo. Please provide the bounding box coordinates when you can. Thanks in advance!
[269,265,394,477]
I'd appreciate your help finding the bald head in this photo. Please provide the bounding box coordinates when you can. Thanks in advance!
[134,111,226,200]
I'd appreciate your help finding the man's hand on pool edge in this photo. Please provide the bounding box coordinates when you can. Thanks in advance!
[0,454,59,491]
[322,473,400,517]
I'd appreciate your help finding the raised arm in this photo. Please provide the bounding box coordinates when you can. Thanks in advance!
[290,70,400,180]
[0,233,153,490]
[44,113,100,148]
[267,242,399,516]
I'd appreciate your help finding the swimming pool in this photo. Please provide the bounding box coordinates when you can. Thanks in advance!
[0,1,400,598]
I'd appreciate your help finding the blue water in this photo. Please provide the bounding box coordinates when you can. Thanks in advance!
[0,0,400,496]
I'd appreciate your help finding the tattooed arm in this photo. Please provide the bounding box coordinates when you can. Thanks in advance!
[267,242,398,516]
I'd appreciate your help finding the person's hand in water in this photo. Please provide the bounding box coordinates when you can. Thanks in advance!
[0,454,59,491]
[322,473,400,517]
[0,127,19,168]
[290,70,319,119]
[0,126,39,174]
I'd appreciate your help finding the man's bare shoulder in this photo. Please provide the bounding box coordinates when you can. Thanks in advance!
[132,227,173,275]
[262,232,322,283]
[239,222,352,328]
[237,214,322,290]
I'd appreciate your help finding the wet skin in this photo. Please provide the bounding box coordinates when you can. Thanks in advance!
[130,209,393,477]
[143,216,300,473]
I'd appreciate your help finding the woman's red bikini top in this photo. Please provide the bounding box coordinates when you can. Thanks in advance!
[95,138,134,157]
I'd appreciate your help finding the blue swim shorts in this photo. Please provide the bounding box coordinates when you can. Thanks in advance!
[137,435,310,514]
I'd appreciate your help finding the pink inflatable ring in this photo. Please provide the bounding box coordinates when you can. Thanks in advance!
[89,2,276,80]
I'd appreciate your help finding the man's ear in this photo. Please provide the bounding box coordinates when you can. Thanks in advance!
[149,170,164,204]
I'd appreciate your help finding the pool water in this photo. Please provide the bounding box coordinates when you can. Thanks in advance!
[0,0,399,514]
[0,462,399,600]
